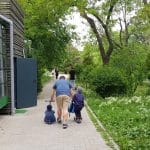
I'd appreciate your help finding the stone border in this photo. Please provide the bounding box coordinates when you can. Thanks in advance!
[85,101,120,150]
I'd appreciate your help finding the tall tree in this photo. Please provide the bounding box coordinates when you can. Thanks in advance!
[18,0,72,68]
[18,0,72,91]
[71,0,149,65]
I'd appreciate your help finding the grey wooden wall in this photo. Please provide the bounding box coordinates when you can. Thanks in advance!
[0,0,24,114]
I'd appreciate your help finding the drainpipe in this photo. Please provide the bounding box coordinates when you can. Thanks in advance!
[0,15,15,115]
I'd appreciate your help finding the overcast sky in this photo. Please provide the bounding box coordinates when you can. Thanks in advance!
[66,12,90,51]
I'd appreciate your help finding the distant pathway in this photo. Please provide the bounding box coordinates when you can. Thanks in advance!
[0,79,111,150]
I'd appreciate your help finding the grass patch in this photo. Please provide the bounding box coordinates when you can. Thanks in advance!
[86,104,118,149]
[41,75,52,85]
[134,84,149,96]
[16,109,27,114]
[134,80,150,96]
[86,90,150,150]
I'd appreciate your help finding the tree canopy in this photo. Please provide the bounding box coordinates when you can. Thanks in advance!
[18,0,73,69]
[17,0,150,92]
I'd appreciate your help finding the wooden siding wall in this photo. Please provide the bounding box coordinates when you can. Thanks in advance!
[0,0,24,114]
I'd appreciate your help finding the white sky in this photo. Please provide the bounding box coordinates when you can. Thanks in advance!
[65,12,90,51]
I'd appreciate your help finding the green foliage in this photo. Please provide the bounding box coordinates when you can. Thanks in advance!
[75,43,101,86]
[18,0,72,92]
[37,59,45,92]
[110,43,148,95]
[148,72,150,80]
[146,53,150,80]
[146,87,150,95]
[18,0,150,94]
[134,84,149,96]
[41,73,51,85]
[59,44,81,72]
[87,94,150,149]
[92,67,128,97]
[131,3,150,44]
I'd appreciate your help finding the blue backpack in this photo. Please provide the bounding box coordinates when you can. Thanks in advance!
[68,102,75,113]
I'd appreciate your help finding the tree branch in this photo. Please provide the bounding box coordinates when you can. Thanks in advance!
[81,12,107,62]
[106,1,115,25]
[112,40,122,49]
[119,18,123,46]
[93,14,113,57]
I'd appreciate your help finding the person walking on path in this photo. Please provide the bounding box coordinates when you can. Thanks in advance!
[69,66,76,88]
[51,75,74,129]
[55,68,59,79]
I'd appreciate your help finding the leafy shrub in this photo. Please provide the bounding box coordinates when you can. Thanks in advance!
[92,67,128,97]
[146,86,150,95]
[147,72,150,80]
[111,45,148,95]
[37,67,44,92]
[87,95,150,149]
[75,63,95,88]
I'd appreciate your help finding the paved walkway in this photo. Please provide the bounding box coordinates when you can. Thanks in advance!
[0,80,111,150]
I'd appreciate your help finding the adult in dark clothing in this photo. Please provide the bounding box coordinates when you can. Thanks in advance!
[69,66,75,87]
[55,68,59,79]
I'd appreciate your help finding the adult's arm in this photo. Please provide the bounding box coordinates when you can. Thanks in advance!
[70,88,75,99]
[51,89,56,102]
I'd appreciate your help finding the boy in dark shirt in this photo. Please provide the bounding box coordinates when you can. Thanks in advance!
[55,68,59,79]
[44,104,56,124]
[72,87,84,123]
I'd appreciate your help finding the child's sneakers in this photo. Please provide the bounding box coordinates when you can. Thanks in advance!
[74,117,82,124]
[76,119,81,124]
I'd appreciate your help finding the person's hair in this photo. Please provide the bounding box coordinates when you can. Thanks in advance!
[47,104,52,111]
[77,86,82,94]
[59,76,65,79]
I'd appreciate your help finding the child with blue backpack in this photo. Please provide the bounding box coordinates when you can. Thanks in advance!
[44,104,56,124]
[72,86,84,123]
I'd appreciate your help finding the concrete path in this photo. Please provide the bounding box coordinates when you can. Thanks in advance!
[0,80,111,150]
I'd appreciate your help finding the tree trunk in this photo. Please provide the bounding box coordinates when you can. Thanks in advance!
[143,0,147,4]
[103,56,110,65]
[81,12,108,65]
[81,12,116,65]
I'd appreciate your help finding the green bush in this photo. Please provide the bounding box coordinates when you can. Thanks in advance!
[110,45,148,95]
[75,63,94,88]
[147,72,150,80]
[92,67,128,97]
[37,68,43,92]
[87,95,150,149]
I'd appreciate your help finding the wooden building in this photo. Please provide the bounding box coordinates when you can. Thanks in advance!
[0,0,24,114]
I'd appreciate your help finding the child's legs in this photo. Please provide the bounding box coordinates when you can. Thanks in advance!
[74,107,82,119]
